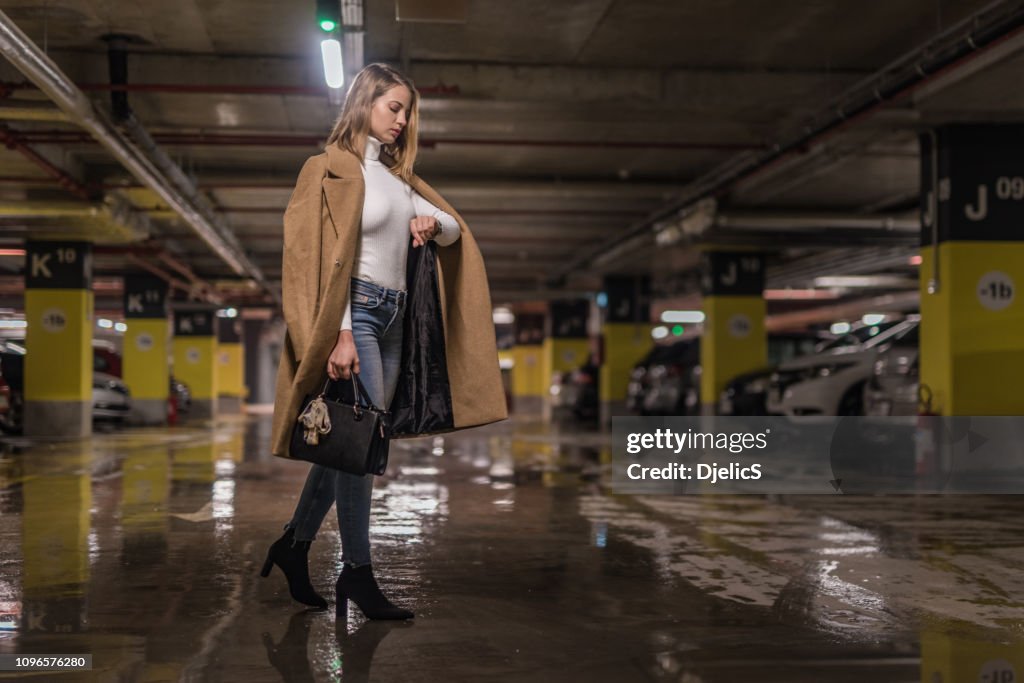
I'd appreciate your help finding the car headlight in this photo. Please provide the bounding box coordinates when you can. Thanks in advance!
[743,378,767,393]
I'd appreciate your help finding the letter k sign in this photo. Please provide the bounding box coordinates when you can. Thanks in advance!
[31,253,52,279]
[127,294,143,313]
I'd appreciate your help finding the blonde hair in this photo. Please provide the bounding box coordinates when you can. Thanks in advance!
[326,63,420,182]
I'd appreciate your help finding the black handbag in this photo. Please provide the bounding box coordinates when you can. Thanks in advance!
[290,374,391,476]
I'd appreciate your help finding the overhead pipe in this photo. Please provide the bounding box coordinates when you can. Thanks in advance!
[549,0,1024,286]
[0,125,94,200]
[713,211,919,232]
[10,128,760,152]
[0,79,461,97]
[0,10,278,304]
[765,291,920,332]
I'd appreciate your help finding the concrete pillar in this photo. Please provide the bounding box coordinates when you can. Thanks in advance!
[172,309,218,420]
[699,250,767,414]
[599,275,653,427]
[122,274,170,425]
[920,125,1024,415]
[23,240,93,437]
[216,314,245,414]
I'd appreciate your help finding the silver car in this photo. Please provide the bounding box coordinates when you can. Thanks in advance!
[92,372,131,423]
[863,327,920,417]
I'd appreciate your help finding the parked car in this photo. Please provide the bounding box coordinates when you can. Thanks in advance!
[639,339,702,415]
[170,375,192,419]
[550,356,599,422]
[92,372,131,423]
[626,341,695,414]
[718,333,828,416]
[767,317,920,416]
[92,339,123,377]
[0,372,13,434]
[864,324,920,417]
[0,339,131,434]
[636,333,827,417]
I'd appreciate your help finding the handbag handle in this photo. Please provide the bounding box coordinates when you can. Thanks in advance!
[318,373,381,411]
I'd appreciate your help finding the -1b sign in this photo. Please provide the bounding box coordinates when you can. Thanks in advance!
[977,271,1015,312]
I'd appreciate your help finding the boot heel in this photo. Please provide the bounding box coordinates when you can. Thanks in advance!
[260,552,274,578]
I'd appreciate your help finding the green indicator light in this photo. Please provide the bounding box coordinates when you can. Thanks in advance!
[320,19,337,31]
[672,325,684,336]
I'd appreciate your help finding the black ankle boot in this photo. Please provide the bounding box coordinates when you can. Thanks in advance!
[260,527,328,609]
[336,564,414,620]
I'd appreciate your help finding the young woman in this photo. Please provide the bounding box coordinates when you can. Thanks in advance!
[264,64,507,620]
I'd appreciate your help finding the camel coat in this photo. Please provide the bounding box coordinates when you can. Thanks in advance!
[270,143,508,459]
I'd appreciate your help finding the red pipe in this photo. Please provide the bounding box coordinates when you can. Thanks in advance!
[0,80,461,97]
[0,126,95,201]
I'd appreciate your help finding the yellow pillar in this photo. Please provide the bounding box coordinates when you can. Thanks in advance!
[123,274,170,425]
[511,312,546,414]
[216,314,245,413]
[172,310,218,420]
[699,251,767,413]
[920,629,1024,683]
[600,275,653,425]
[23,241,93,437]
[920,125,1024,415]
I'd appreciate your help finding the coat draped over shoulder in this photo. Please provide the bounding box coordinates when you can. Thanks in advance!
[271,144,508,459]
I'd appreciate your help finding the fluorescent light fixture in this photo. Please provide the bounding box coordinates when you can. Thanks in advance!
[97,318,113,329]
[0,320,26,329]
[321,39,344,89]
[651,326,669,340]
[0,249,25,257]
[661,310,705,324]
[861,313,886,325]
[493,307,514,325]
[114,322,127,333]
[830,322,851,335]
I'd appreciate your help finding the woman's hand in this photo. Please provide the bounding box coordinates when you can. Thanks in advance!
[410,215,439,248]
[327,330,359,380]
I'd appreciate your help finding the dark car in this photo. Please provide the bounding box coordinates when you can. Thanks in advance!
[636,339,702,416]
[718,333,827,416]
[0,339,131,434]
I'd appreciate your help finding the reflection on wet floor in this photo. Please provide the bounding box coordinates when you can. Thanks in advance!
[0,413,1023,681]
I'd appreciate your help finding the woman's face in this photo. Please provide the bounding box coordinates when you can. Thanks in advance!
[369,85,412,145]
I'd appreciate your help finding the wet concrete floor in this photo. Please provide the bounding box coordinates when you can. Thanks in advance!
[1,412,1023,681]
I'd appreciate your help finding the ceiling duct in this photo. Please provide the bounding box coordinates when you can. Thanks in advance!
[553,0,1024,286]
[0,10,279,304]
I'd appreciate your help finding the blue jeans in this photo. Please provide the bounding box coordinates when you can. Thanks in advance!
[286,277,406,567]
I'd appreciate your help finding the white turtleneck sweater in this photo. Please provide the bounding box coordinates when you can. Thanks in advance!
[340,136,460,331]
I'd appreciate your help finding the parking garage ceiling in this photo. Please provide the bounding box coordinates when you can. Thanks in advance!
[0,0,1022,315]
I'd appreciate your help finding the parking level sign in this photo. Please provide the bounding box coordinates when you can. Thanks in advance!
[977,271,1015,311]
[25,242,92,289]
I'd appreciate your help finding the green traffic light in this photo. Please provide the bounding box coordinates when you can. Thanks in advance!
[672,325,684,336]
[320,19,337,31]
